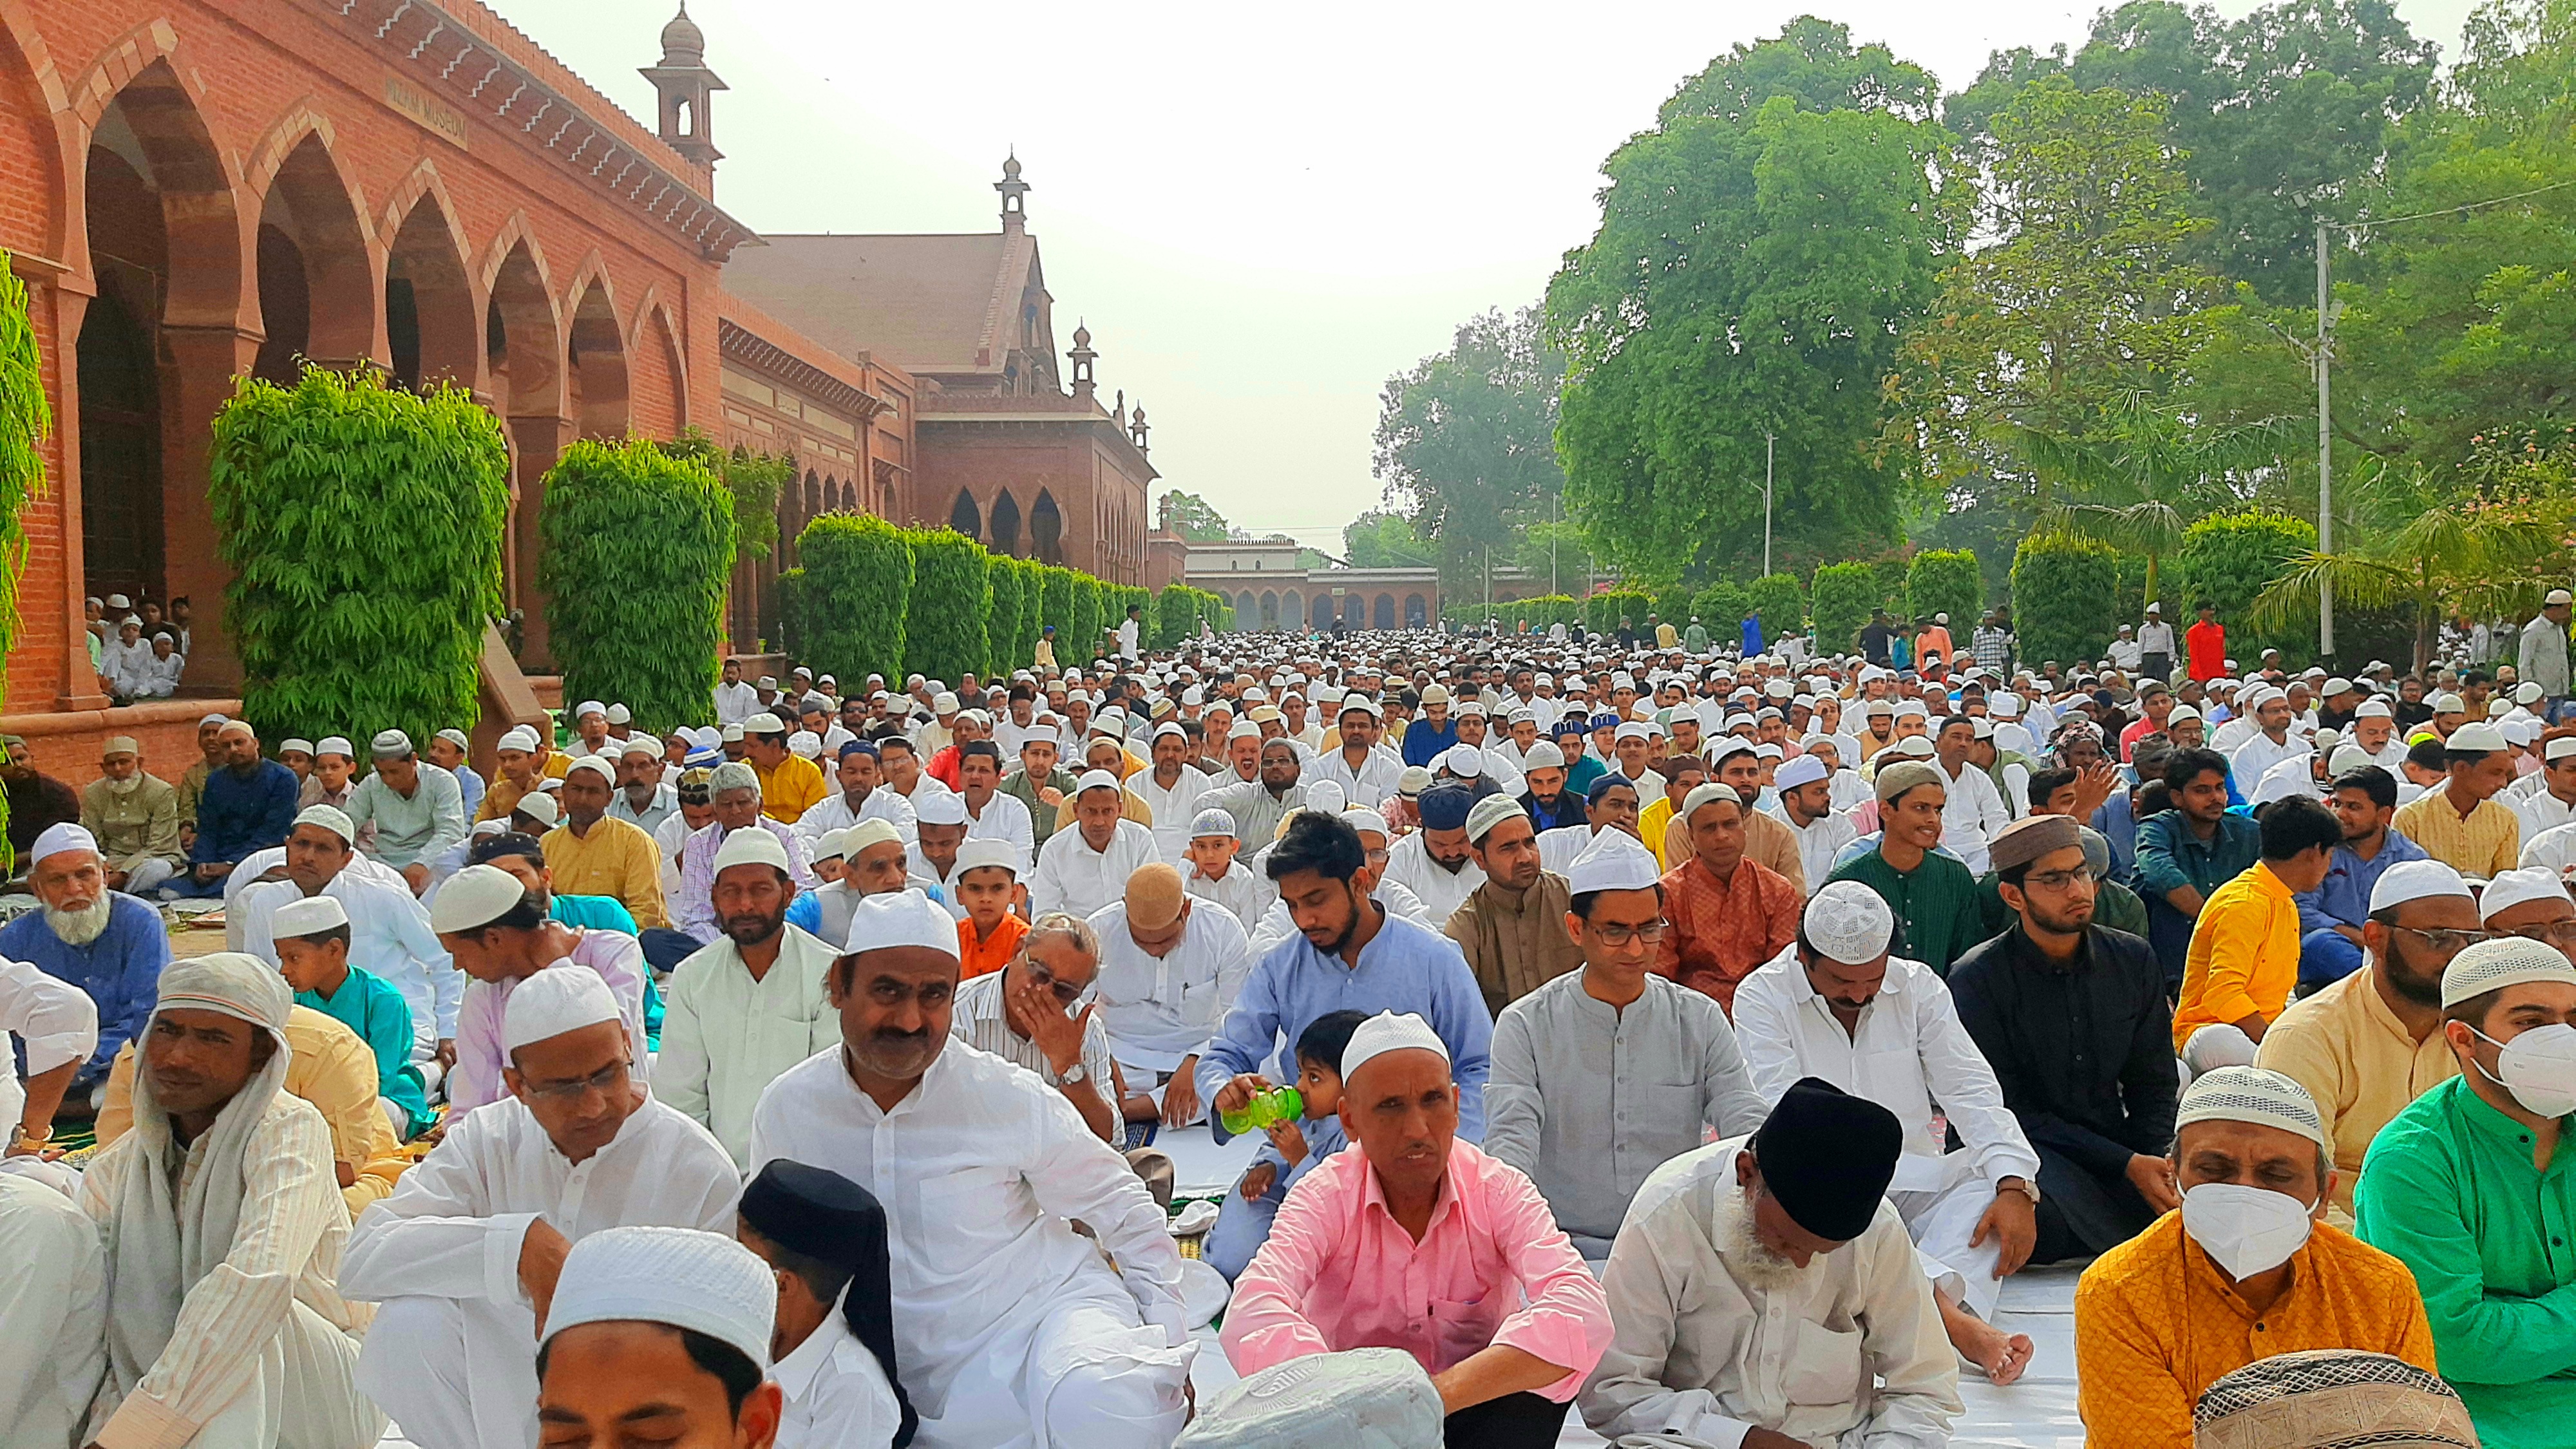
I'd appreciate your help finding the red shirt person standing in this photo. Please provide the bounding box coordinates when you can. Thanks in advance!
[2186,603,2229,683]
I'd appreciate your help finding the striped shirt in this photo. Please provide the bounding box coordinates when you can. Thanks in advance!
[947,967,1115,1093]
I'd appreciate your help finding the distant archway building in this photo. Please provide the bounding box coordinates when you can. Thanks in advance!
[1183,540,1439,634]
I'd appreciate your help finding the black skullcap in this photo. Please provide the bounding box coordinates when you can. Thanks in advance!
[740,1160,918,1446]
[1416,784,1475,832]
[1751,1077,1903,1243]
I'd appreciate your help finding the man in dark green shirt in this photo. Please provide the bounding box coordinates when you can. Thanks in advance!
[1830,759,1992,975]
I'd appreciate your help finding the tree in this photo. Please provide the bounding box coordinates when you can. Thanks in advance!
[1342,511,1434,568]
[1372,306,1566,587]
[541,438,735,731]
[1158,489,1233,542]
[0,256,44,866]
[1549,20,1954,582]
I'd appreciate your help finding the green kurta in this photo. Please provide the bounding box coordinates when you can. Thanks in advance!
[1828,847,1993,976]
[298,965,430,1139]
[2354,1075,2576,1449]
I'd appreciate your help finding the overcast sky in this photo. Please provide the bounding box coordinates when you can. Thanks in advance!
[505,0,2479,553]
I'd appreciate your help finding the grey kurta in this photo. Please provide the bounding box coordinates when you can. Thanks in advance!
[1484,971,1769,1251]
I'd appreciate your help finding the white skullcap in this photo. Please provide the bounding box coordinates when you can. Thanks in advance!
[2327,744,2374,775]
[721,723,746,743]
[842,819,902,855]
[430,864,529,934]
[1614,722,1652,743]
[952,837,1025,877]
[1463,793,1526,844]
[1340,1011,1450,1084]
[1190,808,1238,839]
[2429,692,2466,714]
[2521,681,2549,704]
[279,738,316,757]
[1304,780,1348,816]
[511,792,560,829]
[573,700,607,721]
[712,826,791,875]
[1803,880,1895,965]
[932,691,961,713]
[741,714,786,736]
[294,804,355,843]
[28,822,97,864]
[1566,829,1662,895]
[498,724,542,753]
[2167,703,2204,724]
[2450,722,2508,753]
[270,893,348,938]
[2506,717,2544,746]
[1074,768,1124,797]
[2443,933,2576,1007]
[1522,741,1566,770]
[2479,867,2570,924]
[155,953,292,1034]
[312,735,355,759]
[843,887,963,958]
[1153,722,1188,744]
[544,1226,776,1371]
[1343,808,1391,838]
[1774,754,1828,790]
[2354,698,2393,719]
[1437,744,1486,778]
[1226,721,1262,742]
[1892,735,1937,759]
[2548,737,2576,765]
[913,789,969,827]
[1180,1345,1443,1449]
[1680,781,1742,822]
[504,965,623,1052]
[811,827,851,863]
[2367,858,2472,913]
[620,735,663,759]
[606,703,633,725]
[2175,1065,2331,1153]
[565,755,616,783]
[436,728,473,751]
[787,732,823,759]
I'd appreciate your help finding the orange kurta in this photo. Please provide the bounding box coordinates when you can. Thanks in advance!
[958,911,1032,980]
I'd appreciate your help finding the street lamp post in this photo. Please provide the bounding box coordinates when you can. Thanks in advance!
[1762,431,1776,578]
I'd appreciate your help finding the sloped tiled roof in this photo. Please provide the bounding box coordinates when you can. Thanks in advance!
[722,232,1035,378]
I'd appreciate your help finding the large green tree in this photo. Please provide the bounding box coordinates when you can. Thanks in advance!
[1547,19,1954,584]
[1372,306,1565,587]
[1157,489,1233,542]
[1341,511,1434,567]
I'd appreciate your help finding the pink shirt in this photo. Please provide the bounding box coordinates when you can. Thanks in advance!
[1220,1139,1612,1401]
[448,928,650,1112]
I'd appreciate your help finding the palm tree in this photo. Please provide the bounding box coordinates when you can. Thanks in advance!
[1998,392,2297,607]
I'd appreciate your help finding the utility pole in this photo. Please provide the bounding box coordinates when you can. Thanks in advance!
[1763,431,1776,578]
[2316,219,2335,659]
[1551,491,1560,596]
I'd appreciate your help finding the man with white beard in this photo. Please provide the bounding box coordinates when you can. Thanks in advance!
[1580,1077,1962,1447]
[0,822,170,1104]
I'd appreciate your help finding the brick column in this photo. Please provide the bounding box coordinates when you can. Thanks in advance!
[39,277,109,712]
[509,413,577,671]
[158,324,263,694]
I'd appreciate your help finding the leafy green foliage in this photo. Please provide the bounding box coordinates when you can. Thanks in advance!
[1039,567,1075,650]
[1584,589,1656,634]
[795,515,911,687]
[985,554,1024,677]
[2011,534,2123,666]
[660,425,790,564]
[902,529,989,685]
[1158,489,1234,542]
[2177,509,2319,665]
[1749,573,1809,638]
[211,366,506,746]
[1343,511,1435,568]
[541,437,734,732]
[1692,581,1752,632]
[1810,562,1882,653]
[1068,576,1103,665]
[1905,549,1984,628]
[0,255,49,867]
[1373,306,1566,589]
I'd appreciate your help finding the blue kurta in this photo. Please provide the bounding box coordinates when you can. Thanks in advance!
[297,963,430,1137]
[188,759,299,876]
[0,893,168,1083]
[1192,904,1493,1142]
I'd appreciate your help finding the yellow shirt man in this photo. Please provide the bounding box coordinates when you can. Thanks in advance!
[2172,861,2304,1052]
[752,750,828,825]
[542,815,671,930]
[2392,788,2520,878]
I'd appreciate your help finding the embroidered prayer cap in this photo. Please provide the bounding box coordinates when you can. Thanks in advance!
[1339,1011,1449,1085]
[1988,814,2081,875]
[2443,933,2576,1007]
[279,739,316,757]
[1679,782,1742,823]
[844,888,962,960]
[1774,755,1828,790]
[294,804,355,843]
[1175,1347,1444,1449]
[368,729,414,759]
[1566,829,1660,895]
[1874,759,1946,804]
[1463,793,1526,846]
[1190,808,1238,840]
[504,965,623,1052]
[1801,882,1894,965]
[2192,1349,2477,1449]
[712,826,791,876]
[1751,1077,1902,1243]
[708,761,761,796]
[952,837,1024,878]
[28,822,97,866]
[619,735,663,760]
[913,789,969,827]
[156,952,292,1035]
[2175,1065,2331,1153]
[1303,781,1348,817]
[1522,741,1566,771]
[544,1226,776,1371]
[842,819,903,856]
[741,713,788,736]
[430,864,529,934]
[271,894,348,939]
[1073,769,1124,798]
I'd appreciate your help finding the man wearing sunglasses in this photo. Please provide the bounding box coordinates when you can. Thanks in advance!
[944,910,1124,1142]
[346,965,741,1449]
[2259,858,2477,1222]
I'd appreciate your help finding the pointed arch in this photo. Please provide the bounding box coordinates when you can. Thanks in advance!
[79,53,242,328]
[567,275,628,439]
[384,186,477,389]
[625,286,688,435]
[949,488,981,540]
[1030,489,1064,566]
[240,100,372,243]
[0,1,69,267]
[478,210,554,297]
[989,489,1021,556]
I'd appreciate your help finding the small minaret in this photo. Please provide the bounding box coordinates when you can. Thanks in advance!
[641,3,727,181]
[996,151,1031,234]
[1067,321,1097,404]
[1129,401,1150,457]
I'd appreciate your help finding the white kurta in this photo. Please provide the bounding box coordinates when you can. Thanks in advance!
[2231,730,2309,798]
[963,790,1037,861]
[0,1172,106,1449]
[1934,760,2011,875]
[654,925,844,1164]
[343,1092,740,1449]
[1129,767,1210,864]
[748,1043,1195,1449]
[1305,747,1405,810]
[0,954,97,1135]
[1084,898,1253,1077]
[1728,947,2042,1317]
[1028,819,1160,920]
[775,1310,905,1449]
[797,788,920,848]
[1785,811,1861,897]
[1182,860,1273,931]
[1379,830,1486,927]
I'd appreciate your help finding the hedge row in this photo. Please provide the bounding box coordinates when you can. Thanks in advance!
[2011,534,2119,667]
[0,254,43,868]
[540,437,735,733]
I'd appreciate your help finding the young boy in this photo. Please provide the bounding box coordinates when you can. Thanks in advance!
[952,837,1030,980]
[1182,807,1271,929]
[270,892,430,1139]
[1201,1009,1363,1281]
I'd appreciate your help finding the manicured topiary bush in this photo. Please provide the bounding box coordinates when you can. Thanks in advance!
[1905,549,1982,630]
[903,527,990,687]
[795,513,911,687]
[540,437,735,732]
[2175,509,2319,668]
[1748,573,1808,642]
[2011,534,2121,668]
[1810,562,1880,654]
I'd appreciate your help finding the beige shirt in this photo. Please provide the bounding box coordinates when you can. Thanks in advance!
[1662,808,1810,896]
[2255,965,2459,1220]
[80,773,184,874]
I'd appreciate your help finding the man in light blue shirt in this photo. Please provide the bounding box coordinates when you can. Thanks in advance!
[1195,810,1492,1142]
[346,729,468,891]
[2298,764,2427,989]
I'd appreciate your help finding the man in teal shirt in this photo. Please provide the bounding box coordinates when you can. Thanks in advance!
[2356,934,2576,1448]
[269,891,430,1139]
[1683,616,1710,653]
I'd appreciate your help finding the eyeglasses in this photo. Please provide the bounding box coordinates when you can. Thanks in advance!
[1021,959,1094,1009]
[2395,926,2497,956]
[1587,920,1669,947]
[518,1057,627,1103]
[2507,920,2576,949]
[2020,868,2090,893]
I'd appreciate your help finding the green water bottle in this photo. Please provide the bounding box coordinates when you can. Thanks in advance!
[1220,1085,1304,1136]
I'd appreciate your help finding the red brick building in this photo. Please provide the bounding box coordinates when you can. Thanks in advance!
[0,0,1153,774]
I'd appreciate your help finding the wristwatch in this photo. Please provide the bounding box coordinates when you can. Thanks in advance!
[1999,1176,2041,1205]
[1058,1061,1090,1086]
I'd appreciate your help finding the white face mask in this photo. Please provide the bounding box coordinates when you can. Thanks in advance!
[2180,1182,2316,1280]
[2472,1022,2576,1119]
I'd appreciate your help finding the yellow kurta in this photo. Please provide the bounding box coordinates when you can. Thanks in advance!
[2255,966,2459,1219]
[753,752,829,824]
[542,816,671,929]
[2172,862,2302,1052]
[2392,790,2521,878]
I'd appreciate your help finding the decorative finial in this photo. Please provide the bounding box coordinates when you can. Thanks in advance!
[658,0,707,67]
[996,149,1031,230]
